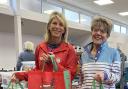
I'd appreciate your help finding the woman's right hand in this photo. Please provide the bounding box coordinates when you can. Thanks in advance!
[39,52,55,71]
[40,53,51,62]
[40,52,54,63]
[39,53,52,71]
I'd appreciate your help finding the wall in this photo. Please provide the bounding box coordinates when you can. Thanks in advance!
[108,32,128,58]
[0,32,42,70]
[22,34,43,50]
[0,32,15,70]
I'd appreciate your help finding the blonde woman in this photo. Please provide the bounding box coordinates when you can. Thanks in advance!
[14,12,77,82]
[35,11,77,80]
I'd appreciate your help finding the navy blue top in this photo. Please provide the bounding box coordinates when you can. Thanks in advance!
[16,50,35,71]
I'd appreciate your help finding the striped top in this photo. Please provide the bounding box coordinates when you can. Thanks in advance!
[80,42,121,89]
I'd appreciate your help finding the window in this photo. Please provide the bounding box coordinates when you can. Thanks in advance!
[113,24,120,33]
[64,9,79,23]
[20,0,42,13]
[42,2,62,14]
[0,0,9,6]
[80,14,92,26]
[121,26,126,34]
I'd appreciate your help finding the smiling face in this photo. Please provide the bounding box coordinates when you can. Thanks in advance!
[91,17,112,46]
[91,25,108,45]
[49,17,65,39]
[45,12,68,43]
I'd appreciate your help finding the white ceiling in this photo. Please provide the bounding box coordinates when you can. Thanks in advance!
[60,0,128,25]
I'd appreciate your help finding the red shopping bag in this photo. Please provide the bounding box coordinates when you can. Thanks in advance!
[54,72,65,89]
[42,72,54,87]
[28,55,71,89]
[28,70,43,89]
[28,70,54,89]
[28,55,55,89]
[28,70,71,89]
[54,70,71,89]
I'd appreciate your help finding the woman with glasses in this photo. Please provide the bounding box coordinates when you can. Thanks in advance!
[80,16,121,89]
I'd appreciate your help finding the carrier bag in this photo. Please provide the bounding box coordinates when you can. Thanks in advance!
[28,70,43,89]
[28,70,71,89]
[54,70,71,89]
[28,70,54,89]
[28,54,71,89]
[28,55,55,89]
[49,55,71,89]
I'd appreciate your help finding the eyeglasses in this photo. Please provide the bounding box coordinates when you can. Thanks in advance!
[93,28,107,34]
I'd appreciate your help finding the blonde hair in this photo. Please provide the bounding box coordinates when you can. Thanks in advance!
[44,11,68,42]
[91,16,112,37]
[24,41,34,51]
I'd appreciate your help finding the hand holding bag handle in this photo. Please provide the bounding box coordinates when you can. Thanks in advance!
[49,54,58,72]
[42,54,58,72]
[28,54,57,89]
[49,54,71,89]
[92,80,104,89]
[40,54,58,88]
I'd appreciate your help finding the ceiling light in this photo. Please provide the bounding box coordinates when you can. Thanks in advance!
[0,0,8,4]
[118,12,128,16]
[44,10,54,14]
[94,0,114,6]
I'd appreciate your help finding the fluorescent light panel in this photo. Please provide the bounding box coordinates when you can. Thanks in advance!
[0,1,8,5]
[118,12,128,16]
[94,0,114,6]
[44,10,54,14]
